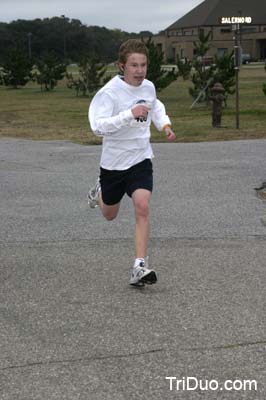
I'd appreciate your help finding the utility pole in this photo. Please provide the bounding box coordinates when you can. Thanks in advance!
[221,15,253,129]
[233,23,241,129]
[27,32,32,59]
[61,15,67,61]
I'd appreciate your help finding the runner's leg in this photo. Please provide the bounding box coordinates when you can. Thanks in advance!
[132,188,151,259]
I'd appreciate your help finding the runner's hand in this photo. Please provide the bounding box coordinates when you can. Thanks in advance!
[131,105,150,119]
[164,125,176,141]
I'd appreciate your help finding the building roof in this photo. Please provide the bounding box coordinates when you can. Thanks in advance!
[167,0,266,29]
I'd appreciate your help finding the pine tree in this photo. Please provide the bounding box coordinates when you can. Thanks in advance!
[193,30,212,58]
[213,51,235,98]
[67,57,107,96]
[177,31,235,104]
[189,30,215,101]
[0,48,33,88]
[34,53,66,91]
[145,37,177,91]
[176,56,192,80]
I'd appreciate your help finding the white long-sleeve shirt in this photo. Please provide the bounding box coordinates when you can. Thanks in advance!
[88,75,171,170]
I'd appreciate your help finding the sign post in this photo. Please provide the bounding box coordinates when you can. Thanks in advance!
[220,16,252,129]
[233,23,241,129]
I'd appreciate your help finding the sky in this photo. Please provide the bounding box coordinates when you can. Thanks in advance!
[0,0,204,33]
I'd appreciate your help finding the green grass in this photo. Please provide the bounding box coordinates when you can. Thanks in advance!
[0,64,266,144]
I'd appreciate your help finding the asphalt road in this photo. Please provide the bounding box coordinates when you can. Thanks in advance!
[1,138,266,400]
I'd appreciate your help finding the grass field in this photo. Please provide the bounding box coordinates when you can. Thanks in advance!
[0,64,265,144]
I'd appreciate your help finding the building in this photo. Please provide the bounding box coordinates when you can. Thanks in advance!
[154,0,266,62]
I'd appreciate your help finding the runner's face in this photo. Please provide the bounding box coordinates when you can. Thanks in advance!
[120,53,147,86]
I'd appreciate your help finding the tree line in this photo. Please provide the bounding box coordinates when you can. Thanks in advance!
[2,21,265,101]
[0,24,237,102]
[0,38,177,93]
[0,17,152,64]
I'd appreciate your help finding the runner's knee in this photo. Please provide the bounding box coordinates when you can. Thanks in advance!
[101,205,119,221]
[135,198,149,218]
[104,213,117,221]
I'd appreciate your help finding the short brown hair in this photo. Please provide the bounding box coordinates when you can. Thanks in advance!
[118,39,149,64]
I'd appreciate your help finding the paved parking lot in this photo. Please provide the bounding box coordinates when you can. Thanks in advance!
[1,138,266,399]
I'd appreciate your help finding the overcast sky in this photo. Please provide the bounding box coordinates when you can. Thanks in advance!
[0,0,203,33]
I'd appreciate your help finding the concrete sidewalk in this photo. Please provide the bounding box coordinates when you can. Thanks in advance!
[1,138,266,399]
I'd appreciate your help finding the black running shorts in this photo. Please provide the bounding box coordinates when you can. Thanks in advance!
[100,158,153,206]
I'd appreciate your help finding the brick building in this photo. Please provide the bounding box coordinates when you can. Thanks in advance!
[154,0,266,62]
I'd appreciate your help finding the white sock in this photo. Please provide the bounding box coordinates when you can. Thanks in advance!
[134,258,145,268]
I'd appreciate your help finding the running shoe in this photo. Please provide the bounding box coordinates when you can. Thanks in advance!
[129,259,157,286]
[88,178,101,208]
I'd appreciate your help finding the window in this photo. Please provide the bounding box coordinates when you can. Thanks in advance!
[217,48,228,57]
[221,27,231,33]
[241,26,257,33]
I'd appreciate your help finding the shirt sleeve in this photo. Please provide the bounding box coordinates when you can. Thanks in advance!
[150,98,171,131]
[88,91,134,136]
